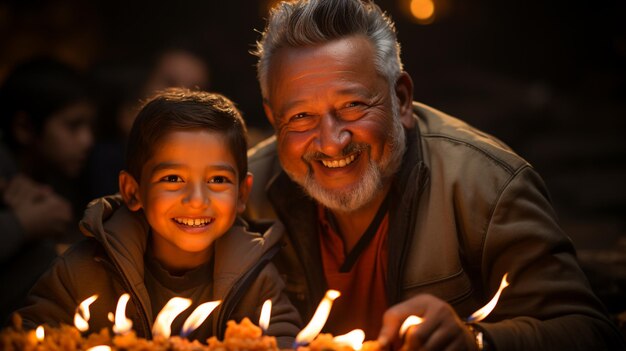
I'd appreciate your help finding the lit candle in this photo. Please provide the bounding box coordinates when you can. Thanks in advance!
[74,294,98,332]
[466,273,509,323]
[295,289,341,346]
[180,300,221,337]
[259,299,272,333]
[86,346,112,351]
[399,315,424,337]
[35,325,44,343]
[152,297,192,338]
[333,329,365,350]
[112,293,133,334]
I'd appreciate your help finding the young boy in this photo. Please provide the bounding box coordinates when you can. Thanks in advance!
[15,88,301,346]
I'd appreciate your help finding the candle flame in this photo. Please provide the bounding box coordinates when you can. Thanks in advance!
[113,293,133,334]
[35,325,44,341]
[259,299,272,331]
[74,294,98,332]
[467,273,509,322]
[399,315,424,337]
[333,329,365,350]
[107,312,114,322]
[180,300,221,337]
[295,289,341,343]
[86,346,112,351]
[152,297,191,338]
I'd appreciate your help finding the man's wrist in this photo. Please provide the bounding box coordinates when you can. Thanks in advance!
[465,323,490,351]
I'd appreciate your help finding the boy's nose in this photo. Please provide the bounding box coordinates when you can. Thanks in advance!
[183,183,209,208]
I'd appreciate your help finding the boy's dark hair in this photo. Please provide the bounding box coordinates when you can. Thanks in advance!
[125,88,248,182]
[0,57,92,150]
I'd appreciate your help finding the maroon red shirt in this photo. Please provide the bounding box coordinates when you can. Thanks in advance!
[318,205,389,340]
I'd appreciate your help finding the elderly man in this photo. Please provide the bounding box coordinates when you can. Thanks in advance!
[244,0,625,350]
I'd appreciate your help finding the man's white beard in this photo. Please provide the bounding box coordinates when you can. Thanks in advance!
[285,96,406,213]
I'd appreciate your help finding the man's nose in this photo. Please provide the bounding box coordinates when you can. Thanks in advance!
[316,113,350,156]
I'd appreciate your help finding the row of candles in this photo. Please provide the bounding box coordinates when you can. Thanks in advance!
[31,274,509,350]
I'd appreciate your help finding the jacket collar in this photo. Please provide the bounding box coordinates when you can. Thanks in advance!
[79,195,284,332]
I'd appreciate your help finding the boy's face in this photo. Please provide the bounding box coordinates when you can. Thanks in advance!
[120,129,251,271]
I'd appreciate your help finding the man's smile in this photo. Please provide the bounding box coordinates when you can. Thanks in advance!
[319,152,360,168]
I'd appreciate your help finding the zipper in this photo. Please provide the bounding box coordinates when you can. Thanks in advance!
[215,242,282,338]
[94,254,152,338]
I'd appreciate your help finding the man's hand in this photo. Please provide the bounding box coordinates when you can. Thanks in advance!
[2,174,72,239]
[378,294,478,351]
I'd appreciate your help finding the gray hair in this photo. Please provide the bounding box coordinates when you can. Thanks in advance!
[253,0,403,98]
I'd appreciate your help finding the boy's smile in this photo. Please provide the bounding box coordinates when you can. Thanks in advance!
[120,129,251,272]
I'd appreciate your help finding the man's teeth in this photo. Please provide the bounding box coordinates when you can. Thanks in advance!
[174,218,213,226]
[321,154,356,168]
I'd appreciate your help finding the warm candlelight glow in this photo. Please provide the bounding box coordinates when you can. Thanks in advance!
[259,299,272,331]
[152,297,191,338]
[113,293,133,334]
[180,300,221,337]
[35,325,44,342]
[107,312,114,322]
[295,289,341,344]
[333,329,365,350]
[74,294,98,332]
[86,346,112,351]
[467,273,510,322]
[399,315,424,336]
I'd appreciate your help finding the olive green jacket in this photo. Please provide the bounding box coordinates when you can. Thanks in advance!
[244,102,625,350]
[17,195,301,347]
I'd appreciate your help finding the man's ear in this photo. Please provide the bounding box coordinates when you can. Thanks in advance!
[237,172,254,214]
[119,170,142,211]
[394,71,415,128]
[262,100,276,128]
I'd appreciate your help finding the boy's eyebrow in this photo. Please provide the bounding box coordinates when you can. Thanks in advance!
[150,162,237,175]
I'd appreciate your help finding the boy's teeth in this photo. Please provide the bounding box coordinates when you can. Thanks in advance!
[174,218,212,226]
[321,154,356,168]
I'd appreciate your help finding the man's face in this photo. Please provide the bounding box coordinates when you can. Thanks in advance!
[135,130,248,266]
[264,35,405,212]
[38,101,95,178]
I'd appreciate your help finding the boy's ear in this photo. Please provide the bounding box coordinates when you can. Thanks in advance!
[237,172,254,214]
[119,170,142,211]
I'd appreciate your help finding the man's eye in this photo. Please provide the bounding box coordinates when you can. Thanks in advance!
[209,176,231,184]
[161,175,182,182]
[345,101,363,108]
[291,112,310,121]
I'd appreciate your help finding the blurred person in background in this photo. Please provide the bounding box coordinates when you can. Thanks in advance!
[0,57,95,325]
[87,45,211,199]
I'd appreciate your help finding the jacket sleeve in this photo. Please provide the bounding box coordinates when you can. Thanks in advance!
[234,261,302,349]
[16,246,89,329]
[477,166,625,350]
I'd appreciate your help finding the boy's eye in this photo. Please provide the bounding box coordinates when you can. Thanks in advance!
[161,175,183,183]
[209,176,231,184]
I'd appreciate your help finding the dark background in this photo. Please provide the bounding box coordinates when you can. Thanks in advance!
[1,0,625,323]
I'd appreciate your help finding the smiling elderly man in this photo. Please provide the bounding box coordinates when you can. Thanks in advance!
[244,0,626,350]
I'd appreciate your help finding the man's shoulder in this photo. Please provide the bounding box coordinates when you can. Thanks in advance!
[248,135,277,164]
[414,102,530,175]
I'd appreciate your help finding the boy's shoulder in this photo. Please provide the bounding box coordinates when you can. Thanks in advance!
[213,222,284,272]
